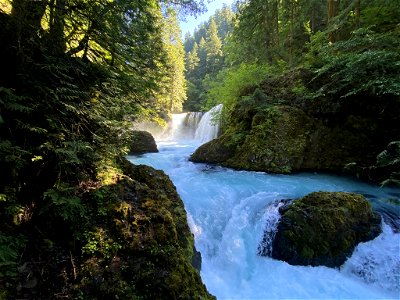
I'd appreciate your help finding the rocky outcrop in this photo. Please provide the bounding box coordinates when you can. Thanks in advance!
[77,159,215,299]
[10,158,214,300]
[129,130,158,154]
[191,104,377,173]
[262,192,381,268]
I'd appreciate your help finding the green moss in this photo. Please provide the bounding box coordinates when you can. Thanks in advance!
[270,192,382,267]
[76,161,215,299]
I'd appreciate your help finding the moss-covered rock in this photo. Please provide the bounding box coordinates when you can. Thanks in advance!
[266,192,381,268]
[190,67,400,178]
[191,103,382,174]
[6,158,214,300]
[129,130,158,154]
[191,105,314,172]
[77,159,215,299]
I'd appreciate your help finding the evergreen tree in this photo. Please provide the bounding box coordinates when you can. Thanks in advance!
[0,0,203,297]
[205,18,223,74]
[183,5,234,111]
[158,7,187,113]
[186,42,200,74]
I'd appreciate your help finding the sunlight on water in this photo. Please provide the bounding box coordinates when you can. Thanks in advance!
[129,140,400,299]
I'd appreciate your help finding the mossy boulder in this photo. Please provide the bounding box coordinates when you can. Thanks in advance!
[77,159,215,299]
[266,191,381,268]
[191,105,316,172]
[129,130,158,154]
[191,104,380,174]
[7,158,214,299]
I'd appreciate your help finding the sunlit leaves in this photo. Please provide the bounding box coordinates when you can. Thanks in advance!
[309,29,400,97]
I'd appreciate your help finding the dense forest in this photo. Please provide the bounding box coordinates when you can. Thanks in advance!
[184,0,399,113]
[185,0,399,184]
[0,0,399,298]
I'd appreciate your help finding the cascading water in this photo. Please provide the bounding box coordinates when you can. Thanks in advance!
[163,113,191,140]
[185,112,204,130]
[128,112,400,299]
[194,104,223,143]
[157,105,222,143]
[257,200,287,257]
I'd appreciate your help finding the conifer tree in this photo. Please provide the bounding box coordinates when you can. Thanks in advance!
[158,7,187,113]
[205,18,223,74]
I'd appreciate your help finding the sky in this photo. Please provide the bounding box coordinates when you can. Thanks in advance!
[179,0,235,38]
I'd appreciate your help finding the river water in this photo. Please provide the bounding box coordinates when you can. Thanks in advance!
[129,112,400,299]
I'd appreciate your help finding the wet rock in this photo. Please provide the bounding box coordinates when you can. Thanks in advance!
[191,245,202,272]
[129,130,158,154]
[266,191,381,268]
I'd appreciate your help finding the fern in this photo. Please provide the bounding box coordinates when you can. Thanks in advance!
[42,185,87,222]
[0,234,26,280]
[308,29,400,98]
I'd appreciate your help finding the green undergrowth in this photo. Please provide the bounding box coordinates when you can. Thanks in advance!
[0,159,214,299]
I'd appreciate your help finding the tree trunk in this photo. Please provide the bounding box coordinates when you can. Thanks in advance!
[354,0,361,28]
[327,0,340,21]
[11,0,46,45]
[49,0,66,55]
[310,3,316,33]
[327,0,340,42]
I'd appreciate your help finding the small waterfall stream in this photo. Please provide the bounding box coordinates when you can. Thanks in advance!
[159,104,223,143]
[129,105,400,299]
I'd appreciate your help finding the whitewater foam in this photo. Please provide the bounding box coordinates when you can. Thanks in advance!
[129,140,400,299]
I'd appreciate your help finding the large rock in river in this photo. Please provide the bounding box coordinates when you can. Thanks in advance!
[129,130,158,154]
[265,192,381,268]
[190,104,381,174]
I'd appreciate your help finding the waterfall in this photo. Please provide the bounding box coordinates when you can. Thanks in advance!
[185,112,204,130]
[164,113,190,140]
[194,104,223,143]
[159,104,223,143]
[257,200,287,256]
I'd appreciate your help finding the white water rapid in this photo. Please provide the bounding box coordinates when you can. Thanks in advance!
[128,111,400,299]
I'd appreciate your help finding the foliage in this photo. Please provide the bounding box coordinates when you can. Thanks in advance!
[183,4,235,111]
[0,233,26,280]
[206,63,274,113]
[0,0,206,298]
[155,8,187,113]
[82,228,122,260]
[185,0,400,115]
[42,184,87,222]
[307,28,400,98]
